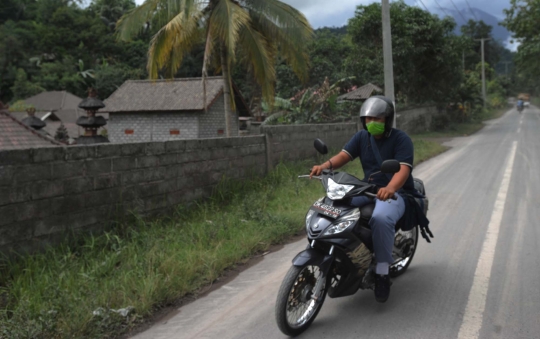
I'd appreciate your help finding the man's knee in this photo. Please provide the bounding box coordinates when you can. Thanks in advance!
[369,211,394,229]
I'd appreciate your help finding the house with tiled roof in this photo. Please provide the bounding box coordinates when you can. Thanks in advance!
[103,77,250,143]
[0,104,61,150]
[12,91,101,140]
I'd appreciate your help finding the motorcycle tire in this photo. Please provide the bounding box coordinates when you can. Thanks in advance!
[275,264,329,337]
[390,225,419,278]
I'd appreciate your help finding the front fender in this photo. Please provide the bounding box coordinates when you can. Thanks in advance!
[292,249,325,267]
[292,249,334,275]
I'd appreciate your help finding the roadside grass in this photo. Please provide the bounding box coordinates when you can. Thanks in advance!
[0,138,446,338]
[411,107,509,140]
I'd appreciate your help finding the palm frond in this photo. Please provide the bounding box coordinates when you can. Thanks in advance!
[116,0,160,41]
[209,0,251,62]
[261,111,286,125]
[237,23,276,103]
[147,6,202,78]
[243,0,313,82]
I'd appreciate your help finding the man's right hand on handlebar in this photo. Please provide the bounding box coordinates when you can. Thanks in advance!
[309,165,326,178]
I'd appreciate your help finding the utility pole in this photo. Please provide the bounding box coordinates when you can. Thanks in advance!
[381,0,396,127]
[475,38,491,109]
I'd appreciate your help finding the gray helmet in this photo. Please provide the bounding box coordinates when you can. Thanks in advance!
[359,95,394,134]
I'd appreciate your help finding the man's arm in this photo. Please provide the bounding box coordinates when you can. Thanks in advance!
[309,151,351,178]
[377,165,411,200]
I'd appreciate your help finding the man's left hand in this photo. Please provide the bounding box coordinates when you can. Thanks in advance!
[377,186,396,201]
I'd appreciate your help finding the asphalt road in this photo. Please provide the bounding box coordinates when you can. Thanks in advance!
[132,106,540,339]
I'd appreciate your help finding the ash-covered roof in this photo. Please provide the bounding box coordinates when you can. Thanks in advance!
[0,110,61,150]
[338,83,383,101]
[103,77,227,113]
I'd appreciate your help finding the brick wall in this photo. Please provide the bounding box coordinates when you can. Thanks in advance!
[0,136,266,254]
[108,93,239,142]
[199,93,239,138]
[108,113,199,143]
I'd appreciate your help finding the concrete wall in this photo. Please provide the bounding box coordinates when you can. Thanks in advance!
[396,106,445,134]
[0,105,443,254]
[0,136,266,254]
[262,123,359,172]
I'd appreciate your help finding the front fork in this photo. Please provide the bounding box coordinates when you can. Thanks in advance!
[292,242,335,300]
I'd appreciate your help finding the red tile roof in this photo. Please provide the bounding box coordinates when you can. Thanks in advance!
[0,110,61,150]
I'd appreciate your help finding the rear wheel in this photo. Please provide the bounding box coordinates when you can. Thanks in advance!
[275,264,328,337]
[390,225,419,278]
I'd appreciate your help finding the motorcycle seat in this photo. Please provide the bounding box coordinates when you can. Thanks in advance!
[360,204,374,223]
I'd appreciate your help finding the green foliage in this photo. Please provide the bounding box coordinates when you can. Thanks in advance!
[502,0,540,94]
[263,77,360,125]
[0,0,149,103]
[10,69,45,101]
[346,1,464,104]
[460,19,504,70]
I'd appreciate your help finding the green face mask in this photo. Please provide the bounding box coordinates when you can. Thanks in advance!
[366,121,385,135]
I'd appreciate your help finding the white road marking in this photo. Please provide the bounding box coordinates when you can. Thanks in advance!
[457,141,518,339]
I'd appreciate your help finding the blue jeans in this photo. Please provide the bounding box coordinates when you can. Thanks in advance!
[350,193,405,265]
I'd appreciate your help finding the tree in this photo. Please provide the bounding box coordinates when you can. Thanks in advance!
[502,0,540,92]
[10,68,44,100]
[117,0,313,136]
[460,20,503,72]
[346,1,463,104]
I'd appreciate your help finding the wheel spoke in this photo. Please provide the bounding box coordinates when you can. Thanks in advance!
[285,265,325,328]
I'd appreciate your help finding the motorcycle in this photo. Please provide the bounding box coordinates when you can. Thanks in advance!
[275,138,431,337]
[517,104,524,113]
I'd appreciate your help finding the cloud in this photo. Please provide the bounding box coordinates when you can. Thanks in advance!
[132,0,512,29]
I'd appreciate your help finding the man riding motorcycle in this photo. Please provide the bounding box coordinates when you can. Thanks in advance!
[310,96,415,303]
[517,99,524,112]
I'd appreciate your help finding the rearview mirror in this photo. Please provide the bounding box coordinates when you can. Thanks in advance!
[381,160,400,174]
[314,138,328,155]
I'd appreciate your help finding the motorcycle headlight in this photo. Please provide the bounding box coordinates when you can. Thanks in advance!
[322,208,361,236]
[305,210,315,230]
[323,220,355,235]
[327,178,354,200]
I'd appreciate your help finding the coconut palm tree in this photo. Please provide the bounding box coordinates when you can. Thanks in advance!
[117,0,313,136]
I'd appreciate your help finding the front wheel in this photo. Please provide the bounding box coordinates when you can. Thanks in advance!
[275,264,328,337]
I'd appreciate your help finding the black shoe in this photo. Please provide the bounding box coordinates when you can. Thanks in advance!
[374,274,391,303]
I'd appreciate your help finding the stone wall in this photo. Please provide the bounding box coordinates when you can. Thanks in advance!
[0,136,266,254]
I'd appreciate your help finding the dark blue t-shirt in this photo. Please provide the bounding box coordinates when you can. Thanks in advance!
[342,128,415,191]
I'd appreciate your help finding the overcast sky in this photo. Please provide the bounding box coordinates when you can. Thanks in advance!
[132,0,513,28]
[279,0,511,28]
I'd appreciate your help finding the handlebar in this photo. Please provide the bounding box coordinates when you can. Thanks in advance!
[298,175,397,200]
